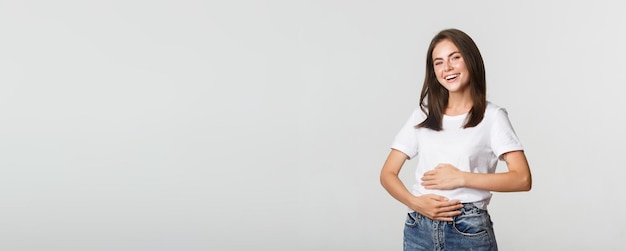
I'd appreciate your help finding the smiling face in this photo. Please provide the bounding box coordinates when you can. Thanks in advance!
[432,39,470,94]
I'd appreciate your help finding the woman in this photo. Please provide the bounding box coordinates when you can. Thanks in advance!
[380,28,532,250]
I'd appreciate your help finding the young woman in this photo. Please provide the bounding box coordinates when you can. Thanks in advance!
[380,28,532,251]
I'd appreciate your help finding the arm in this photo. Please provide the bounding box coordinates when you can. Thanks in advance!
[421,150,532,192]
[380,149,462,221]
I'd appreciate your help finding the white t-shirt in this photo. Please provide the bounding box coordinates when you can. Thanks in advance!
[391,101,523,205]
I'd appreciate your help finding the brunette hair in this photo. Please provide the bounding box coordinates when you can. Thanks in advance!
[416,28,486,131]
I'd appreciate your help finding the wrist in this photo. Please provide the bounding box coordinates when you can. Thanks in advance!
[405,194,422,210]
[459,172,469,188]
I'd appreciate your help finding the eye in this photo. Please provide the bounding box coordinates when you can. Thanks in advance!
[434,61,442,66]
[452,55,461,61]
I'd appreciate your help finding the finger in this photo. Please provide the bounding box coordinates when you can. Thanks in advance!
[424,181,445,189]
[434,213,459,222]
[421,183,435,190]
[422,176,435,182]
[439,205,463,214]
[433,199,459,207]
[434,209,462,220]
[437,214,460,221]
[438,200,462,207]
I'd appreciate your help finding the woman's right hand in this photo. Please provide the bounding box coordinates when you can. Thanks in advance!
[408,194,463,221]
[380,149,463,222]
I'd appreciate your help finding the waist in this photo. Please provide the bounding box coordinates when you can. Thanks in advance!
[412,185,492,209]
[459,201,490,216]
[466,199,489,210]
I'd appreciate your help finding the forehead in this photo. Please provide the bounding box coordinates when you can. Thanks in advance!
[432,39,459,59]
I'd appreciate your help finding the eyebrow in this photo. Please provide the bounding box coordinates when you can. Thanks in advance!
[433,51,460,61]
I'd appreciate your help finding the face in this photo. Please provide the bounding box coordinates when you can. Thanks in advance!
[432,39,470,93]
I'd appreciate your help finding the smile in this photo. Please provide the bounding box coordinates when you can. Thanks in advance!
[445,74,459,80]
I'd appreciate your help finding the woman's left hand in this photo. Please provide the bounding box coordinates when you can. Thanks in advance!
[421,163,465,190]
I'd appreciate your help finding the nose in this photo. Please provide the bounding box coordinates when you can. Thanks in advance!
[444,61,453,71]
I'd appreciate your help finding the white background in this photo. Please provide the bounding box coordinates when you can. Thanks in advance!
[1,1,625,250]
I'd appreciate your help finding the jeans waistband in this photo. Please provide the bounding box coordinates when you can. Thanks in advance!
[464,198,490,210]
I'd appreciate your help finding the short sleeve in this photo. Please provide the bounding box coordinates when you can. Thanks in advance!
[390,108,424,159]
[490,108,524,160]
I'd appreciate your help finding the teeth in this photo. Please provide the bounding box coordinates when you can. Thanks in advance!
[445,75,457,80]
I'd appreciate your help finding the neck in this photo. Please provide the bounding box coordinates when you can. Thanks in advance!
[446,92,473,115]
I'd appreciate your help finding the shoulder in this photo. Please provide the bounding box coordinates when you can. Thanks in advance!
[483,101,514,125]
[483,101,517,129]
[485,101,509,116]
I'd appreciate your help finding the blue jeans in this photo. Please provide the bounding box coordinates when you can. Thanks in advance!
[403,203,498,251]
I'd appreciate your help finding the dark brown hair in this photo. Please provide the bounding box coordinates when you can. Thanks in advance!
[416,28,487,131]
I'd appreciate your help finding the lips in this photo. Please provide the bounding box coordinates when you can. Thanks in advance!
[444,74,459,81]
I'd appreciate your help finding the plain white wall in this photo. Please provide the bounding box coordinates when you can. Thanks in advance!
[1,0,624,250]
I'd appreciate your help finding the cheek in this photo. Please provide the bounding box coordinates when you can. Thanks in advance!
[461,75,471,85]
[435,75,445,84]
[433,67,444,77]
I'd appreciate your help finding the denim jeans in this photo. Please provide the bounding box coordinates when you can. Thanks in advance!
[403,203,497,251]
